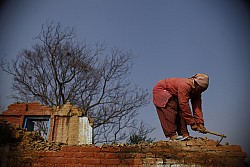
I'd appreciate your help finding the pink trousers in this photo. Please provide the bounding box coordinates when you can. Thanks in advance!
[155,97,189,138]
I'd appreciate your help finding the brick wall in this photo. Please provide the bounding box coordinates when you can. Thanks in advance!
[0,119,248,167]
[0,102,53,127]
[23,142,248,167]
[0,102,93,145]
[3,140,249,167]
[51,103,83,145]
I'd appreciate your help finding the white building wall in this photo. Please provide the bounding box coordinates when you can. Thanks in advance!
[78,117,93,144]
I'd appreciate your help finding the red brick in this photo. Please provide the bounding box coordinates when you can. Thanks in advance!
[38,163,55,167]
[182,146,201,151]
[154,140,168,147]
[44,151,65,157]
[78,152,94,158]
[144,147,161,153]
[78,158,101,165]
[176,152,187,158]
[204,146,224,151]
[0,116,23,125]
[64,152,77,158]
[223,145,242,152]
[143,158,156,164]
[94,165,106,167]
[64,164,82,167]
[61,146,80,152]
[121,159,142,165]
[120,146,141,153]
[94,152,105,158]
[101,146,120,152]
[208,150,227,157]
[40,157,63,164]
[101,159,120,165]
[79,146,101,152]
[61,157,79,164]
[105,153,118,159]
[194,139,205,146]
[135,153,146,158]
[226,151,247,158]
[186,140,196,146]
[167,140,182,147]
[145,153,155,158]
[205,140,218,146]
[32,163,44,167]
[118,153,136,159]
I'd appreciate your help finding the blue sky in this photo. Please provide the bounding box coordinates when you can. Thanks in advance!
[0,0,250,162]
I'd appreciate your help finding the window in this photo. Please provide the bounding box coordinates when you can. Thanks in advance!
[23,116,50,140]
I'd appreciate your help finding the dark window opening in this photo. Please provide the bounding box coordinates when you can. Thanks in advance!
[23,116,50,140]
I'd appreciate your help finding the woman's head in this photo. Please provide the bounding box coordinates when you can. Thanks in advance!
[191,73,209,92]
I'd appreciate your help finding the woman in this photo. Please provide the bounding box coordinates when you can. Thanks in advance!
[153,73,209,140]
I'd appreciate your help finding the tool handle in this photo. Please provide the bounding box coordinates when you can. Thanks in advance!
[205,130,226,138]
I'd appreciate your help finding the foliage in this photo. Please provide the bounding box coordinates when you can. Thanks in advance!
[127,121,155,144]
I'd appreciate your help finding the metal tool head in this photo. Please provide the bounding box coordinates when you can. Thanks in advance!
[216,134,226,146]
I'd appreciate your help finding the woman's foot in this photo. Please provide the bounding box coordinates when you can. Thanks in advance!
[170,135,190,141]
[170,135,178,140]
[182,135,193,140]
[178,136,189,141]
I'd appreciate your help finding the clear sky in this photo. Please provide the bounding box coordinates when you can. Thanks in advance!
[0,0,250,162]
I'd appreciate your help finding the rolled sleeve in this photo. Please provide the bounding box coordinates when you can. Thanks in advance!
[191,94,204,125]
[178,84,196,125]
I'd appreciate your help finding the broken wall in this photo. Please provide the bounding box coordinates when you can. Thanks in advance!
[0,119,248,167]
[51,103,93,145]
[0,102,93,145]
[0,102,53,127]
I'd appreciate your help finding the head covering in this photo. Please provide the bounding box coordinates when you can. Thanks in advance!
[191,73,209,89]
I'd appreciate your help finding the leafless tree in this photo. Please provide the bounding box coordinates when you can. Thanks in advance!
[1,21,151,144]
[33,121,48,138]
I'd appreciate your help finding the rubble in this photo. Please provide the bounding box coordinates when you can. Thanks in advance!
[0,119,249,167]
[0,119,64,151]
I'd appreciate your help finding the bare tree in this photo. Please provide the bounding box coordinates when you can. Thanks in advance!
[1,21,152,144]
[33,121,48,139]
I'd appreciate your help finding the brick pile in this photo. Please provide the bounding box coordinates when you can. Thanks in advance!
[0,119,64,166]
[0,119,248,167]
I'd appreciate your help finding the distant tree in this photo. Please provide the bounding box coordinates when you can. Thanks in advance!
[0,105,4,112]
[33,121,48,139]
[127,121,156,144]
[1,21,152,144]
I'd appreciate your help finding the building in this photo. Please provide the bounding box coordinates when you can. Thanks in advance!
[0,102,93,145]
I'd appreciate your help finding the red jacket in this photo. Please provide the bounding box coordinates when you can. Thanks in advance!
[153,78,204,125]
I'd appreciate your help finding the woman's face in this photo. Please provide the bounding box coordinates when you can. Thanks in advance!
[194,82,206,94]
